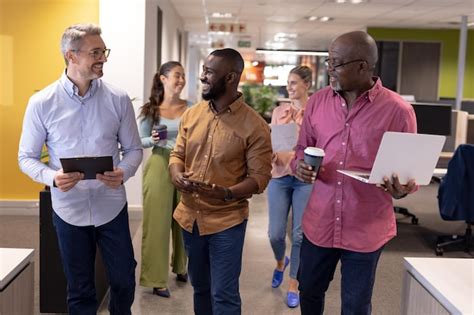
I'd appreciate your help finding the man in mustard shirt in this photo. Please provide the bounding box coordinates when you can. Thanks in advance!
[169,48,272,314]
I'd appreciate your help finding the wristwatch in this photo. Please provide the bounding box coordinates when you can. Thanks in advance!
[223,187,234,202]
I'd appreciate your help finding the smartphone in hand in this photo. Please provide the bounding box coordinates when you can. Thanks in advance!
[185,178,213,188]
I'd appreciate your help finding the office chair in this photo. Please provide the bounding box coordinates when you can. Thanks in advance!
[435,144,474,256]
[394,206,419,225]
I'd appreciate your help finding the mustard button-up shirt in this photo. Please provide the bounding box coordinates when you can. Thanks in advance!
[170,95,272,235]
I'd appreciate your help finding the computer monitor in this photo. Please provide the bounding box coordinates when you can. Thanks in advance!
[411,102,451,136]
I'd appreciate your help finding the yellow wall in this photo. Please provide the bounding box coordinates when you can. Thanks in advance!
[0,0,99,200]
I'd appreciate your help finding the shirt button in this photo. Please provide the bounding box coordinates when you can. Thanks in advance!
[342,142,346,146]
[204,155,208,159]
[342,103,346,107]
[339,161,343,165]
[338,181,341,185]
[197,210,200,214]
[345,123,349,127]
[337,200,341,203]
[336,217,340,221]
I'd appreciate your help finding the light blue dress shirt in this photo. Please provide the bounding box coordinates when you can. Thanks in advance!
[18,72,143,227]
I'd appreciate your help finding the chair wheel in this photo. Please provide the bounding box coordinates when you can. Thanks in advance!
[435,247,444,256]
[411,217,419,225]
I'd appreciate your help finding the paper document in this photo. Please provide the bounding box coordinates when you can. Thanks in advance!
[270,123,298,152]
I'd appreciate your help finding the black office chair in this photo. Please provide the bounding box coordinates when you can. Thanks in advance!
[435,144,474,256]
[394,206,419,225]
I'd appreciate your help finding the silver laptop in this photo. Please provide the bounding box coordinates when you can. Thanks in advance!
[337,132,446,185]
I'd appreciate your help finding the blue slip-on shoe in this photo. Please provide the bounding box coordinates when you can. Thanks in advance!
[271,256,290,288]
[287,291,299,308]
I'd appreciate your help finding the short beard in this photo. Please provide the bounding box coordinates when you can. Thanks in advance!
[330,81,342,92]
[202,77,226,101]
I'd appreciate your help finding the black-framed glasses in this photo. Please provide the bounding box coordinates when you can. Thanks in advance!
[74,48,111,60]
[324,58,366,69]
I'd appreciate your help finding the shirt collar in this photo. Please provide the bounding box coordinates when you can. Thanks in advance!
[208,93,244,115]
[331,76,382,103]
[366,77,382,102]
[60,70,98,98]
[280,102,304,119]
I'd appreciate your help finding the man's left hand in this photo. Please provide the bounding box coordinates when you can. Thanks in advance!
[97,167,124,189]
[379,174,416,199]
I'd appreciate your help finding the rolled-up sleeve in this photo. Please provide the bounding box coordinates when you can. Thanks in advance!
[246,122,272,193]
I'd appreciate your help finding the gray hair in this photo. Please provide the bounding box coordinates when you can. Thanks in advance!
[60,23,102,64]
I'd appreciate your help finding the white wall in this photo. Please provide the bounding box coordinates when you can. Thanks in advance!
[100,0,185,210]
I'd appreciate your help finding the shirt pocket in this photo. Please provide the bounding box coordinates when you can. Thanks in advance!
[212,130,245,163]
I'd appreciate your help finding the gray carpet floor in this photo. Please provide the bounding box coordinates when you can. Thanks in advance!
[1,183,471,314]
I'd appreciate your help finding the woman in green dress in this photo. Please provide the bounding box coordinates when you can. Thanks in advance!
[138,61,190,297]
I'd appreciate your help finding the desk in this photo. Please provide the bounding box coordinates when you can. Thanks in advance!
[39,189,108,313]
[0,248,35,315]
[402,257,474,315]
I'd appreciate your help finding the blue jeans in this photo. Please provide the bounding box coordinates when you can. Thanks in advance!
[267,175,312,279]
[53,205,136,315]
[298,235,383,315]
[182,221,247,315]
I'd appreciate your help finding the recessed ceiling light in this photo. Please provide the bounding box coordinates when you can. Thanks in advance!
[319,16,333,22]
[305,16,334,22]
[211,12,233,18]
[335,0,368,3]
[274,32,298,39]
[256,49,329,57]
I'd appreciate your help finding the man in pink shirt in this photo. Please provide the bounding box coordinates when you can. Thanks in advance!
[292,31,417,314]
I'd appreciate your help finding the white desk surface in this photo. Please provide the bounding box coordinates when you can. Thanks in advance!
[0,248,35,290]
[404,257,474,315]
[433,168,447,177]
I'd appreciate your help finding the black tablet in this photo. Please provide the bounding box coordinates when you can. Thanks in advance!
[60,156,113,180]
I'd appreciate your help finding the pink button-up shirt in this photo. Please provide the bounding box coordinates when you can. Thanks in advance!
[271,102,305,178]
[292,78,417,252]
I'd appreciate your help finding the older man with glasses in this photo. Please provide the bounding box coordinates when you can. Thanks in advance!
[293,31,417,314]
[18,23,142,315]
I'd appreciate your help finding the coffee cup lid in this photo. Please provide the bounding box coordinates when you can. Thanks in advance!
[304,147,325,156]
[153,124,167,130]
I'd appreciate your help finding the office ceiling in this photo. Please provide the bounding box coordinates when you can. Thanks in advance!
[170,0,474,52]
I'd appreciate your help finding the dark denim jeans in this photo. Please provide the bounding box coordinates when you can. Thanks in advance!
[53,205,136,315]
[298,235,383,315]
[183,220,247,315]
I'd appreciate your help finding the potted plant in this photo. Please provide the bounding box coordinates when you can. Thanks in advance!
[241,84,278,123]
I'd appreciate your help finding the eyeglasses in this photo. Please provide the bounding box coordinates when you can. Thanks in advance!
[324,58,366,69]
[73,48,111,60]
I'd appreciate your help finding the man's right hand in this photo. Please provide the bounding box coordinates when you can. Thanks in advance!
[170,166,194,194]
[54,169,84,192]
[294,160,317,184]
